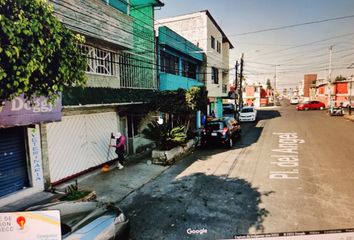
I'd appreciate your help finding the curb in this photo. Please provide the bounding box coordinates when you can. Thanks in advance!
[344,115,354,122]
[116,145,197,204]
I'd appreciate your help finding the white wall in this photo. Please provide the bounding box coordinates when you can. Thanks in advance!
[157,11,231,98]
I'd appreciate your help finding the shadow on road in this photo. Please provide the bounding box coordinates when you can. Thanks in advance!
[122,173,271,240]
[256,109,281,120]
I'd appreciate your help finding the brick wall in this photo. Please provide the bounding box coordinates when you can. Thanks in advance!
[304,74,317,97]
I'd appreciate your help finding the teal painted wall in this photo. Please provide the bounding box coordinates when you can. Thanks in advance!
[106,0,128,13]
[160,73,203,91]
[129,2,156,88]
[216,98,223,118]
[159,26,203,61]
[158,26,204,91]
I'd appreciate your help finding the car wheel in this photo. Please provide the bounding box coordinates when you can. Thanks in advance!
[320,106,324,110]
[305,107,309,111]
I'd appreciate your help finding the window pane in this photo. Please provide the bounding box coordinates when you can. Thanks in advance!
[212,67,219,84]
[211,36,215,49]
[182,60,197,79]
[161,51,179,75]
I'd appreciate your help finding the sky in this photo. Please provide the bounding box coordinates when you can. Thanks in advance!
[155,0,354,91]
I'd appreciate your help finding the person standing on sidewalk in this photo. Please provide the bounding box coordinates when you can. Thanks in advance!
[110,132,126,169]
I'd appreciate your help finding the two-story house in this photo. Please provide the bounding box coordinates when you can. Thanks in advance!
[41,0,163,187]
[157,10,234,118]
[157,26,205,128]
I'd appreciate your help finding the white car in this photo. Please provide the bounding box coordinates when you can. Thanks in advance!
[290,97,299,104]
[239,106,257,122]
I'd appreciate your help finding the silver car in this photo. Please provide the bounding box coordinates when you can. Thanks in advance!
[26,201,129,240]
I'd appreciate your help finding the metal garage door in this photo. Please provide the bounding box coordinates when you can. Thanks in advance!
[47,112,119,183]
[0,127,29,197]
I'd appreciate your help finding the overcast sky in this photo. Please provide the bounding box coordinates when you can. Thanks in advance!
[155,0,354,90]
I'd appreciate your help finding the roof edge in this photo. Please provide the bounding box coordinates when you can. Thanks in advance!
[201,10,234,49]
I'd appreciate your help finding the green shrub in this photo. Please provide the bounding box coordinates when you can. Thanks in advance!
[141,122,187,150]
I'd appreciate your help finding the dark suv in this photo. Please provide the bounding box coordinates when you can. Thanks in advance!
[201,117,241,148]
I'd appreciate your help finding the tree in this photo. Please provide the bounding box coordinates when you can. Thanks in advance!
[0,0,87,102]
[185,86,208,114]
[149,86,208,134]
[335,75,347,82]
[266,79,272,90]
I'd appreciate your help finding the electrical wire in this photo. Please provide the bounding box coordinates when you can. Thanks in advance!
[231,14,354,37]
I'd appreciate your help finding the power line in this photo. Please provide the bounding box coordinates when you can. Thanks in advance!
[249,32,354,58]
[231,14,354,36]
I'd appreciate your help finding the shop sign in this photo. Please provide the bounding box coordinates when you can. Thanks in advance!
[0,95,62,128]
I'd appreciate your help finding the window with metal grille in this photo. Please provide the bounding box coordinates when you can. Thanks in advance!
[211,67,219,84]
[79,45,116,76]
[160,51,179,75]
[182,60,197,79]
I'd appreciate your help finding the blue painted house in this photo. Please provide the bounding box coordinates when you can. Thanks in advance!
[158,26,204,91]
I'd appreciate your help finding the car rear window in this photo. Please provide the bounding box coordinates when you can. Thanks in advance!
[241,108,254,113]
[205,122,224,130]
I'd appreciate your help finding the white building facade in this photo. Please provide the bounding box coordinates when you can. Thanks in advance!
[157,10,234,118]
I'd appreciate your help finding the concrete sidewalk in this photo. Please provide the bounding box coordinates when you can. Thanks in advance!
[75,159,169,204]
[344,113,354,122]
[0,152,170,212]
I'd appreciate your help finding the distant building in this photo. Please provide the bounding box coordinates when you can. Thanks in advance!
[242,84,262,107]
[302,74,317,101]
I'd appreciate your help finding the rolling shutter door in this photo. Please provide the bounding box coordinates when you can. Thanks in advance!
[0,127,29,197]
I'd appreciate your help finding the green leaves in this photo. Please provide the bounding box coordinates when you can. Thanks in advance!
[141,122,187,150]
[0,0,87,102]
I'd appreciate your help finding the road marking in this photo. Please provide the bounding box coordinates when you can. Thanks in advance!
[269,133,305,180]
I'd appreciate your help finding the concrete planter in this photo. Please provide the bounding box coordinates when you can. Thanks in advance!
[152,139,196,165]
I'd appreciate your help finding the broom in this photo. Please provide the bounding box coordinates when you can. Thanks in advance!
[102,136,112,172]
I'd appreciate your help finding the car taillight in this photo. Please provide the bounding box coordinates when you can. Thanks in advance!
[222,127,228,135]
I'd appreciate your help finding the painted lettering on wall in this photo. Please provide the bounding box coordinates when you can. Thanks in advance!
[0,95,61,128]
[11,97,53,113]
[28,127,43,183]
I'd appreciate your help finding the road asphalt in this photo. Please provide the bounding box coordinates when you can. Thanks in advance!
[1,109,353,212]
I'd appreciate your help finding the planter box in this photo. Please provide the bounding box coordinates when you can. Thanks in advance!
[152,139,196,165]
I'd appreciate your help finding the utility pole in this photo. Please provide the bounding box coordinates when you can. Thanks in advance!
[234,60,239,119]
[239,53,244,109]
[328,45,333,107]
[349,79,352,115]
[274,64,279,102]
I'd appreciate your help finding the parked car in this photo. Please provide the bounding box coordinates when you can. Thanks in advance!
[201,117,241,148]
[222,103,235,115]
[239,106,257,122]
[296,101,325,111]
[26,201,130,240]
[290,97,299,104]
